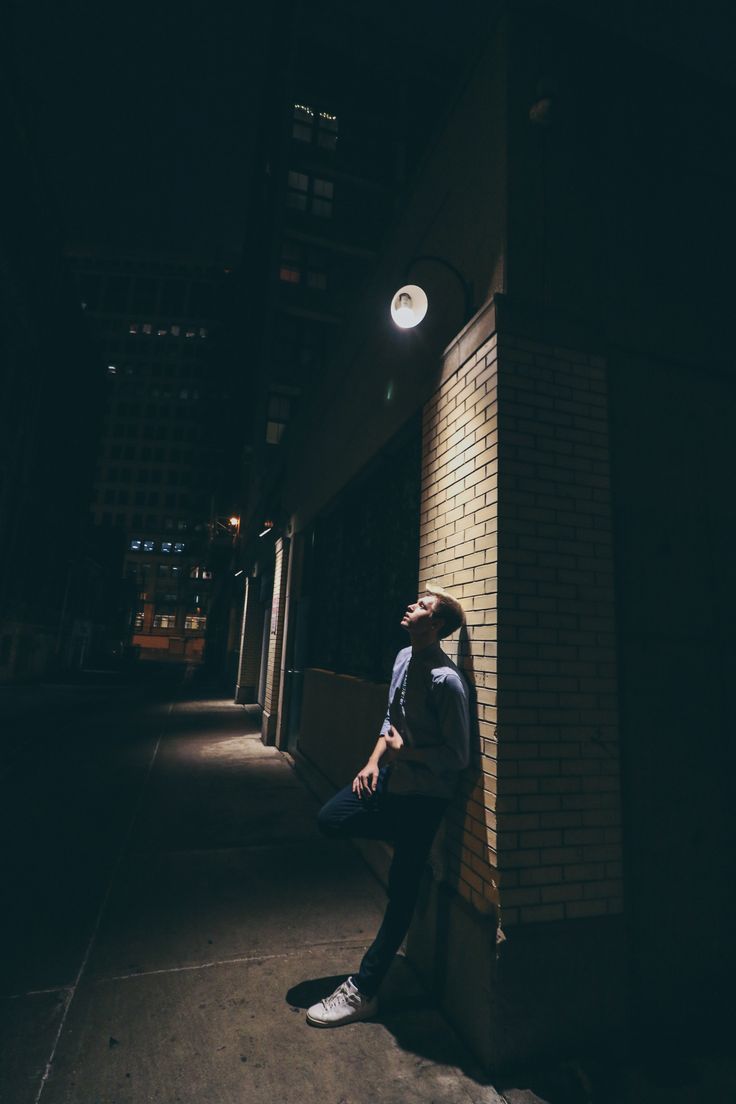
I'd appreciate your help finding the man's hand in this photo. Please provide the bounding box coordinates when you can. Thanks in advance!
[352,759,380,797]
[383,725,404,762]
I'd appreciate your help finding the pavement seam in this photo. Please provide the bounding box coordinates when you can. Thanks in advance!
[3,985,73,1000]
[32,696,173,1104]
[91,937,373,984]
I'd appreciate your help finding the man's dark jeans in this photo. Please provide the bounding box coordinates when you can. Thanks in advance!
[317,766,448,999]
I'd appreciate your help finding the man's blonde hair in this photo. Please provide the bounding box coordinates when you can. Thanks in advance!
[425,583,465,639]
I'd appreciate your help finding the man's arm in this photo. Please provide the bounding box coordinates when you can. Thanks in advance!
[352,733,389,796]
[353,648,408,795]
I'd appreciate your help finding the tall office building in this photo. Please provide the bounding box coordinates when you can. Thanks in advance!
[69,251,239,664]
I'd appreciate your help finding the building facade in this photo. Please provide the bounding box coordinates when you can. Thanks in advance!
[232,6,736,1069]
[68,251,240,665]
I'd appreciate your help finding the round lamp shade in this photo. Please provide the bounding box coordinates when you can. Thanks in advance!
[390,284,428,329]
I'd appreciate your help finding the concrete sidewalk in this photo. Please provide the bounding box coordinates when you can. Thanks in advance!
[6,690,504,1104]
[5,687,734,1104]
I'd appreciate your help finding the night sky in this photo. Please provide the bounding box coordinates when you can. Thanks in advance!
[8,0,270,259]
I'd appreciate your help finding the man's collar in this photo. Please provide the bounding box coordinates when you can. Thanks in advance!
[410,640,444,660]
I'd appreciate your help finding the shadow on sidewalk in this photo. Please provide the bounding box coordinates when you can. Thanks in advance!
[286,960,493,1085]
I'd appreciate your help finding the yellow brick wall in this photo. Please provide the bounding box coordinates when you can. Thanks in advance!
[420,333,501,916]
[262,538,289,740]
[419,328,623,929]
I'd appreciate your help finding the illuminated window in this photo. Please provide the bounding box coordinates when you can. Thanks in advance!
[286,170,309,211]
[279,238,302,284]
[171,325,180,336]
[266,420,285,445]
[312,178,333,218]
[174,542,185,553]
[161,541,172,553]
[279,264,300,284]
[133,612,144,630]
[292,103,338,150]
[153,614,176,629]
[286,171,334,218]
[185,615,207,631]
[129,323,138,335]
[292,103,314,142]
[130,539,142,551]
[143,324,152,335]
[143,540,156,552]
[108,365,117,375]
[317,111,338,150]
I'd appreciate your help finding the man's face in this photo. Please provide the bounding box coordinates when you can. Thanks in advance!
[400,594,440,637]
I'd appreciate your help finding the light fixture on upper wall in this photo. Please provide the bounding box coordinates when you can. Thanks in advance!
[390,285,428,329]
[389,256,474,330]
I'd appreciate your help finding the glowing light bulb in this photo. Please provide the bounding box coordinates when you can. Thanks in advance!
[390,284,428,329]
[394,293,415,328]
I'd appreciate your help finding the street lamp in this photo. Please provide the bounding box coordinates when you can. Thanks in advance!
[390,285,428,329]
[389,255,474,330]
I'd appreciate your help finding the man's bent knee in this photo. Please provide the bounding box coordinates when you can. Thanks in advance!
[317,802,346,838]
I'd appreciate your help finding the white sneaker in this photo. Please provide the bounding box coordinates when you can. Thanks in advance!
[306,978,378,1027]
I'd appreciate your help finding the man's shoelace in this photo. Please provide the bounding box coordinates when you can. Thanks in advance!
[322,983,354,1010]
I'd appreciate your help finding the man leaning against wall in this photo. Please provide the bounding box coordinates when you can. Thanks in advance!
[307,584,469,1027]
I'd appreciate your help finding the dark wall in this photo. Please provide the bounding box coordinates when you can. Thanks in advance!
[609,349,736,1035]
[504,6,736,1039]
[506,7,736,367]
[306,417,421,682]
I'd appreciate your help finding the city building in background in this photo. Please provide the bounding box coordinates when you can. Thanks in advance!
[67,251,241,665]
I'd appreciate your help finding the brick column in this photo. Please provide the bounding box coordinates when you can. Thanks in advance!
[495,334,622,925]
[261,537,289,744]
[411,297,625,1067]
[234,576,263,704]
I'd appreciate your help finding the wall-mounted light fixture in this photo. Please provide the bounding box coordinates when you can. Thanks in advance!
[390,285,428,329]
[389,255,474,330]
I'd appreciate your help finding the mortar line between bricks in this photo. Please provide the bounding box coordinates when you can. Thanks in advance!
[32,696,173,1104]
[94,937,373,984]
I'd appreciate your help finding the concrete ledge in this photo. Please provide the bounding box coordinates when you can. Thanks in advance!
[299,668,388,789]
[408,874,628,1071]
[261,707,277,745]
[234,682,257,704]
